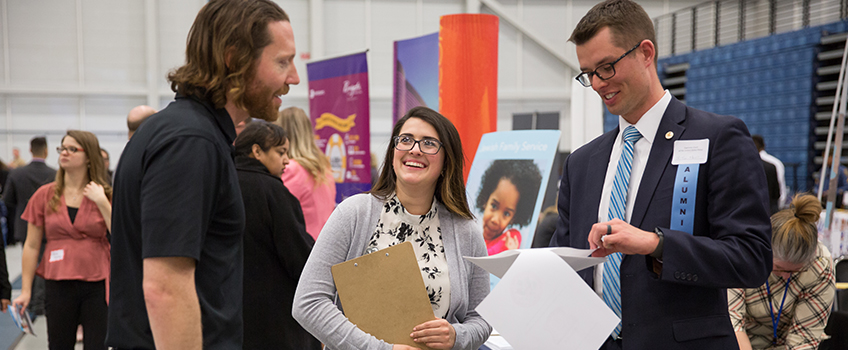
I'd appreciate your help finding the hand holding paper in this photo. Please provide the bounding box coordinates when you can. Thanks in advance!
[466,248,617,350]
[589,219,659,256]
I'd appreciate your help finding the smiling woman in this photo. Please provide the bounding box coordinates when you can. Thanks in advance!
[293,106,492,350]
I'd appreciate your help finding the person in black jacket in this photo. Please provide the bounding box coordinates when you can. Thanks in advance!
[762,160,780,214]
[234,120,321,350]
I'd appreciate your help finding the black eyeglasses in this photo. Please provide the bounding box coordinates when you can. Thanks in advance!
[575,42,641,87]
[57,146,84,154]
[394,135,442,155]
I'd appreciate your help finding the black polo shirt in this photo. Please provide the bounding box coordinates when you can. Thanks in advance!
[106,94,245,350]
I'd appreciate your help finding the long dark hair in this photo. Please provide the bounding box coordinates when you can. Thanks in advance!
[370,107,473,219]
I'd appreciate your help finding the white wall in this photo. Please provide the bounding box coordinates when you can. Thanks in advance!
[0,0,704,170]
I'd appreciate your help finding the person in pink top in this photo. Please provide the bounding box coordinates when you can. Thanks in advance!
[275,107,336,240]
[13,130,112,350]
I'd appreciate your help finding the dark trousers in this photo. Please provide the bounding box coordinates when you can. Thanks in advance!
[45,279,107,350]
[29,242,48,315]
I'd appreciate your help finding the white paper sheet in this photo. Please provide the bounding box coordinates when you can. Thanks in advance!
[472,249,619,350]
[464,247,605,279]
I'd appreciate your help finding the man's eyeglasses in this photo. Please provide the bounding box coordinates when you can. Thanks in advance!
[57,146,84,154]
[394,135,442,155]
[575,42,641,87]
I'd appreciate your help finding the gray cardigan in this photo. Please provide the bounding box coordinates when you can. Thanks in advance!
[293,194,492,350]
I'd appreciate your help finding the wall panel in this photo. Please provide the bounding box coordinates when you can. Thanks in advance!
[324,0,367,57]
[10,97,78,131]
[84,96,146,132]
[157,0,206,92]
[8,0,78,85]
[421,0,463,32]
[82,0,146,87]
[371,0,418,89]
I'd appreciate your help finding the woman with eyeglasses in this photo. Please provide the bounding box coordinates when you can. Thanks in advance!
[13,130,112,350]
[293,107,491,350]
[728,194,836,350]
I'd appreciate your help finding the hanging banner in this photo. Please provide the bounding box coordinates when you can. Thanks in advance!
[307,51,371,203]
[393,32,439,123]
[440,14,499,181]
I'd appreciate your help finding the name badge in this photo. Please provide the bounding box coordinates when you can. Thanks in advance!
[49,249,64,262]
[671,139,709,165]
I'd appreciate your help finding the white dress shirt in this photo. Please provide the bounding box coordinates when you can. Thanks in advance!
[593,90,672,296]
[759,150,786,209]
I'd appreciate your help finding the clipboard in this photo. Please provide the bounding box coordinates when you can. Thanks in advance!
[331,241,436,350]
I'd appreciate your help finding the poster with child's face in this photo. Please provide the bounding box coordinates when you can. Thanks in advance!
[465,130,561,255]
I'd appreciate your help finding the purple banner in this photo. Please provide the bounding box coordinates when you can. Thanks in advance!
[393,32,439,123]
[307,51,371,203]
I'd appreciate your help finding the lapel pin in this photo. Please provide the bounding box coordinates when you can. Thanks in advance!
[665,131,674,140]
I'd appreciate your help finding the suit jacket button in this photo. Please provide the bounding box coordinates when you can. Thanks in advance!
[693,274,698,281]
[674,271,680,279]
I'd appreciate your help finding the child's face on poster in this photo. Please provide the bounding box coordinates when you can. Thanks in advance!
[482,178,519,241]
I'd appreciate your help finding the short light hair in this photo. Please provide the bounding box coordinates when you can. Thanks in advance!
[570,0,657,63]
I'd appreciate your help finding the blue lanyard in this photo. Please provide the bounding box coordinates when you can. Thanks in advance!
[765,275,791,345]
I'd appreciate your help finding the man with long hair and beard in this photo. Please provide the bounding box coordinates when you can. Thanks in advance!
[107,0,299,349]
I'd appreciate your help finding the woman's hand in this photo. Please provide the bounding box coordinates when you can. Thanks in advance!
[83,181,108,205]
[12,291,31,316]
[411,319,456,349]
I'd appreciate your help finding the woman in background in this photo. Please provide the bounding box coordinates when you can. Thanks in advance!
[13,130,111,350]
[475,159,542,255]
[234,120,320,350]
[293,106,491,350]
[275,107,336,240]
[729,194,836,350]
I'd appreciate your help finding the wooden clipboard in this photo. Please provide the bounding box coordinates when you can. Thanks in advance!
[331,241,436,350]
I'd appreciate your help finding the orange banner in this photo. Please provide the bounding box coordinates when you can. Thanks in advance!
[439,14,498,181]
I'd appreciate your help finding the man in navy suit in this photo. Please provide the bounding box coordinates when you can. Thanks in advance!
[550,1,772,349]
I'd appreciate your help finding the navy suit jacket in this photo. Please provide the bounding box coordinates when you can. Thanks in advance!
[551,97,772,349]
[2,161,57,242]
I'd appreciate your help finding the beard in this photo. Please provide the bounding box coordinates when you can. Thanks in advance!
[242,76,288,122]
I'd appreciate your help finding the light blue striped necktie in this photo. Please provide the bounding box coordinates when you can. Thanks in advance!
[602,125,642,339]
